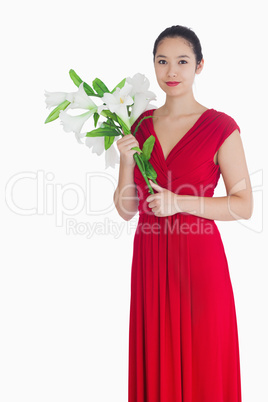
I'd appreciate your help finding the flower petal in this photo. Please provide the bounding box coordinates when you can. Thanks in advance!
[105,143,120,169]
[120,82,134,98]
[145,90,157,101]
[126,73,157,100]
[85,136,105,156]
[75,131,87,144]
[116,105,131,129]
[99,84,134,129]
[129,93,150,125]
[59,110,93,134]
[68,82,97,110]
[126,73,147,95]
[98,104,109,114]
[101,92,119,112]
[44,90,68,108]
[145,103,158,112]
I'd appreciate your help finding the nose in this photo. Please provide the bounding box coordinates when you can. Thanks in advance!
[166,62,178,77]
[167,68,177,78]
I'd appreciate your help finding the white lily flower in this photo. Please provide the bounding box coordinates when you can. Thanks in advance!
[44,90,74,109]
[59,84,98,138]
[105,142,120,169]
[66,82,97,110]
[145,103,158,111]
[59,110,94,135]
[74,131,87,144]
[85,136,105,156]
[129,92,151,126]
[99,82,134,129]
[126,73,157,100]
[85,134,120,169]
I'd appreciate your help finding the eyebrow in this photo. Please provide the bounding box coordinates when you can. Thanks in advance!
[156,54,190,58]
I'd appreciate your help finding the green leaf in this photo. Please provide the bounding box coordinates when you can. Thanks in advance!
[83,82,96,96]
[69,69,83,87]
[106,118,119,128]
[131,146,142,153]
[102,119,114,127]
[116,115,131,134]
[93,112,100,128]
[69,69,96,96]
[92,78,109,96]
[44,100,70,124]
[111,78,126,93]
[102,118,121,132]
[86,127,121,137]
[104,135,115,150]
[100,110,118,121]
[140,135,155,161]
[135,153,145,171]
[144,161,157,180]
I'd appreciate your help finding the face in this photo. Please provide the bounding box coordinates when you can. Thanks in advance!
[154,36,204,96]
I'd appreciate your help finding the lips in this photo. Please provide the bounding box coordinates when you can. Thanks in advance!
[166,81,180,87]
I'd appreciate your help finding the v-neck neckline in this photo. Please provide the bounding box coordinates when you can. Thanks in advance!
[149,108,214,163]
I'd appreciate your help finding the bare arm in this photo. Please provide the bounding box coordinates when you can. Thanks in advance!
[113,162,139,221]
[175,129,253,220]
[113,134,140,221]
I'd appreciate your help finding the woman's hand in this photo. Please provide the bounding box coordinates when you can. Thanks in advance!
[145,180,181,217]
[116,133,141,167]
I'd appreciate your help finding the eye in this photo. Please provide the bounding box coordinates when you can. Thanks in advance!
[158,60,167,64]
[179,60,187,64]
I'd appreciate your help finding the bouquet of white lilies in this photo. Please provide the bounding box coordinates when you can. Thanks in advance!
[44,69,159,194]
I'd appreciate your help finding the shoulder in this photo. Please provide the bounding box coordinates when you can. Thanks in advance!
[211,108,240,130]
[207,109,241,153]
[208,109,241,141]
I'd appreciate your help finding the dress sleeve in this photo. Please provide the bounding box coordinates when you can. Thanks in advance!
[215,113,241,152]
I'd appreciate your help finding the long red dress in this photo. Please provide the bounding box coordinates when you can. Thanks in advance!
[128,108,242,402]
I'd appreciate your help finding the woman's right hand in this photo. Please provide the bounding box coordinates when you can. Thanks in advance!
[116,133,141,167]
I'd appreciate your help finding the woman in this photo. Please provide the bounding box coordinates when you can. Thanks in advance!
[114,25,253,402]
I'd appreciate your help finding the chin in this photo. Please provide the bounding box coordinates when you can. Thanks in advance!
[164,88,182,96]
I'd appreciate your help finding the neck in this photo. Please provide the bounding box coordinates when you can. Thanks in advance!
[161,91,202,117]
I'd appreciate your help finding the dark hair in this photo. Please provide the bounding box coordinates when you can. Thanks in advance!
[153,25,203,68]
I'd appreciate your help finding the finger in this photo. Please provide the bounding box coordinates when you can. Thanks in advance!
[149,180,164,192]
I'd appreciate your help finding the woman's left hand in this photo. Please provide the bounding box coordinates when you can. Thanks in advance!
[146,180,181,217]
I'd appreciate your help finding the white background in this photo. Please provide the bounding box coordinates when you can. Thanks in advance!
[1,0,267,401]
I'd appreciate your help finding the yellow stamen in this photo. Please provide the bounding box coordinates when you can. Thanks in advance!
[120,97,124,104]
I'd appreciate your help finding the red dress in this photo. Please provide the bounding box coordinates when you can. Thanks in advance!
[128,108,242,402]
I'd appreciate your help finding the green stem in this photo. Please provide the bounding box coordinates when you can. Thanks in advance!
[119,131,155,194]
[133,153,155,194]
